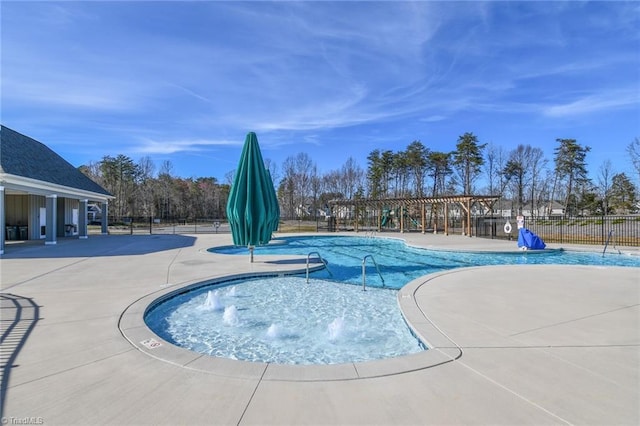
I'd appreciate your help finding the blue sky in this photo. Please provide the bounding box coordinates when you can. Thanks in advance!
[2,1,639,187]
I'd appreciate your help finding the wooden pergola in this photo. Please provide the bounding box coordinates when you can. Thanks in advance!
[328,195,500,237]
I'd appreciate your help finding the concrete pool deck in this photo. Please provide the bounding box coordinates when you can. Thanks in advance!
[1,232,638,425]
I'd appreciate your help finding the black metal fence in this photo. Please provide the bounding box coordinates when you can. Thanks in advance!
[475,215,640,247]
[95,215,639,247]
[90,217,230,235]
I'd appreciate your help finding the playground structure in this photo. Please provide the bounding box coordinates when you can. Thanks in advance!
[328,195,500,237]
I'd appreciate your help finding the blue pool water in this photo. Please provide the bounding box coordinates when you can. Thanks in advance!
[145,277,423,365]
[145,235,639,365]
[210,235,640,289]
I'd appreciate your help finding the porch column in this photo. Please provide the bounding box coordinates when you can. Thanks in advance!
[0,186,5,255]
[46,195,57,245]
[79,199,88,239]
[101,201,109,235]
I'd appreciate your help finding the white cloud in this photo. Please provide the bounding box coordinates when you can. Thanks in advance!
[421,115,447,123]
[134,138,240,154]
[543,91,639,117]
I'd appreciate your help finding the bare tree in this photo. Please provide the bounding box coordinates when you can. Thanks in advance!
[136,156,156,217]
[263,158,280,188]
[156,160,174,219]
[483,143,506,196]
[528,147,547,217]
[597,160,615,214]
[279,153,316,219]
[340,157,364,200]
[627,137,640,186]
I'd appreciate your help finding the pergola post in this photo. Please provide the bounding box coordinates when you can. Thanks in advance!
[467,198,472,237]
[327,195,499,238]
[444,203,449,236]
[432,203,437,234]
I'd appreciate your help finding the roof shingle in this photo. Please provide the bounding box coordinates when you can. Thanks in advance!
[1,125,112,196]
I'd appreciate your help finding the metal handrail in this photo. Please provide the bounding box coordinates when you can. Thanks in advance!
[602,230,621,257]
[306,251,332,283]
[603,230,613,257]
[362,254,384,291]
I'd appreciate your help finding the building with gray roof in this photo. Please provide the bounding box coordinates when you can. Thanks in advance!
[1,125,113,254]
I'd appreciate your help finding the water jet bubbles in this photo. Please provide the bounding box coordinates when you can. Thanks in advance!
[327,316,345,341]
[226,286,238,297]
[202,290,224,311]
[223,305,240,326]
[266,323,282,339]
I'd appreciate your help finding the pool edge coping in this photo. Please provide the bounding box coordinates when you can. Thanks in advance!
[118,235,640,383]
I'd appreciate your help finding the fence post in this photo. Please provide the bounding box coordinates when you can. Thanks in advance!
[149,216,153,235]
[601,206,605,245]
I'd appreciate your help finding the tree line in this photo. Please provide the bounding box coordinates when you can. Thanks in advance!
[79,135,640,221]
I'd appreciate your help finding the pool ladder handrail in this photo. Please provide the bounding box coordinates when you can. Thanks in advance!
[602,230,621,257]
[306,251,332,283]
[362,254,384,291]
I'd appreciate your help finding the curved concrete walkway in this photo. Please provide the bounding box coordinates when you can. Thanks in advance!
[1,233,638,425]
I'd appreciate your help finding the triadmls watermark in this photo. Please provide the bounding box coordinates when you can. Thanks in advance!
[1,417,44,425]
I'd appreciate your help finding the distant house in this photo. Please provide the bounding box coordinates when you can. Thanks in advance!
[87,203,103,224]
[522,201,565,218]
[1,125,113,254]
[487,199,565,218]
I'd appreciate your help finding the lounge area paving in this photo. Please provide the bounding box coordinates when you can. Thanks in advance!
[1,233,638,425]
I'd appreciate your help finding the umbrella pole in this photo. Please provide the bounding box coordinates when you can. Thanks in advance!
[249,246,254,263]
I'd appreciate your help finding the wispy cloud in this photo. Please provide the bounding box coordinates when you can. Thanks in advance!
[134,138,240,155]
[2,1,637,179]
[543,90,639,118]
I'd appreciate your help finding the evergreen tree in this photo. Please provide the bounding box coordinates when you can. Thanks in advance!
[405,140,429,197]
[553,138,590,216]
[609,173,638,213]
[453,132,486,194]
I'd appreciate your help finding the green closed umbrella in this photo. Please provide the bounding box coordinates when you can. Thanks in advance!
[226,132,280,262]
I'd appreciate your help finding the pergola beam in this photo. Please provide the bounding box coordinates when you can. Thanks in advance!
[329,195,500,237]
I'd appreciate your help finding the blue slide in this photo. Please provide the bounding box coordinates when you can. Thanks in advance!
[517,228,546,250]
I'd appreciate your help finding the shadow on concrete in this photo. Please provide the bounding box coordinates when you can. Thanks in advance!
[0,293,40,416]
[0,234,197,259]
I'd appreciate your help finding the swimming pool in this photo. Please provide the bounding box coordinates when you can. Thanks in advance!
[210,235,640,289]
[145,235,639,365]
[144,276,424,365]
